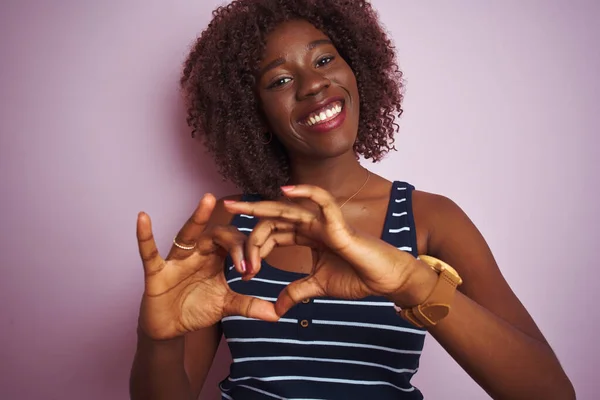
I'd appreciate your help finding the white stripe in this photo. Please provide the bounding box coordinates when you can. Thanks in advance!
[222,316,298,324]
[227,277,291,285]
[388,227,410,233]
[246,277,291,285]
[397,246,413,252]
[228,265,235,271]
[312,319,425,335]
[221,392,233,400]
[397,187,408,190]
[313,299,394,307]
[237,227,253,232]
[226,338,422,355]
[238,385,283,399]
[392,212,407,217]
[229,376,414,392]
[238,385,327,400]
[395,198,407,203]
[255,296,277,302]
[240,214,254,219]
[233,356,418,374]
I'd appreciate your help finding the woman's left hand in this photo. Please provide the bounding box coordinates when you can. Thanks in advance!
[224,184,435,316]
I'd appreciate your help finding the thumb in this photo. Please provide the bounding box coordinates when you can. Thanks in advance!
[276,275,324,317]
[136,212,165,276]
[223,291,280,322]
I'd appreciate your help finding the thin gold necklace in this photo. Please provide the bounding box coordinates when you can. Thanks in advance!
[285,169,371,209]
[338,169,371,209]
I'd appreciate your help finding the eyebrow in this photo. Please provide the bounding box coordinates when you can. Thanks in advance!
[259,39,334,78]
[307,39,333,50]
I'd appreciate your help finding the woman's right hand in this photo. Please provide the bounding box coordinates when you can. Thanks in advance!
[135,194,279,340]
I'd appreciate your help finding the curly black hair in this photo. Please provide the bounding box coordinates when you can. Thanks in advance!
[180,0,404,199]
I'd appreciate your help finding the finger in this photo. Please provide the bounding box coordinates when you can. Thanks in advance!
[248,231,320,281]
[275,275,325,316]
[136,212,165,275]
[208,225,248,276]
[224,291,280,322]
[281,185,356,252]
[168,194,216,259]
[257,232,321,259]
[223,200,315,225]
[246,219,296,276]
[280,184,343,225]
[246,220,321,280]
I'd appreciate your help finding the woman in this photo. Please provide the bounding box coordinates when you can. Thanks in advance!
[129,1,575,399]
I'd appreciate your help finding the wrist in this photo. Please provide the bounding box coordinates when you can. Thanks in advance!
[388,259,438,308]
[137,326,186,360]
[137,322,185,344]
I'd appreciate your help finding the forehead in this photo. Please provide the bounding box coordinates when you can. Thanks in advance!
[262,19,330,57]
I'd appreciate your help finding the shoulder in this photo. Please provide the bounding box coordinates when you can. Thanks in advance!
[411,189,483,260]
[411,189,466,226]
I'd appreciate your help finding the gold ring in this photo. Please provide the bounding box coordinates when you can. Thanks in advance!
[173,237,196,251]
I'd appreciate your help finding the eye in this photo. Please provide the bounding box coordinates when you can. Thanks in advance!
[268,77,292,89]
[316,56,335,67]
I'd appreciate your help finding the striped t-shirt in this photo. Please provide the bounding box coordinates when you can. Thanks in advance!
[219,181,426,399]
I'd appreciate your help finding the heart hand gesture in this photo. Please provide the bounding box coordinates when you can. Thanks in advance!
[224,185,429,316]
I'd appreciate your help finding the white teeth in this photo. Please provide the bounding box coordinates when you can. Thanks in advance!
[303,101,344,126]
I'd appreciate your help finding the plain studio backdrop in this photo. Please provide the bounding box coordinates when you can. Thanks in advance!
[0,0,598,399]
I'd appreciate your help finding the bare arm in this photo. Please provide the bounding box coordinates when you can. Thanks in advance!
[129,325,222,400]
[129,195,241,400]
[409,191,575,399]
[185,325,223,399]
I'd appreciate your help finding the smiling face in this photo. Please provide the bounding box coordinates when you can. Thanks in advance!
[256,19,360,160]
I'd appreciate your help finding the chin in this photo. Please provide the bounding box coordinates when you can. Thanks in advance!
[302,134,358,159]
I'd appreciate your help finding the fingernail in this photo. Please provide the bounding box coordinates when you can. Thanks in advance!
[224,200,236,205]
[240,260,247,273]
[281,185,295,192]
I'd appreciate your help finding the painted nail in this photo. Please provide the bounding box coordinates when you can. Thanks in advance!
[240,260,247,273]
[224,200,236,205]
[281,185,295,192]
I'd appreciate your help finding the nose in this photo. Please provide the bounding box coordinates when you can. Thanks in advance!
[296,70,331,100]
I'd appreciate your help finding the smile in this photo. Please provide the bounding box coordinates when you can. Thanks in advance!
[300,100,345,127]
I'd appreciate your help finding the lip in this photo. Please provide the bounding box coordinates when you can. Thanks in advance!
[297,96,345,123]
[296,96,347,134]
[304,105,347,133]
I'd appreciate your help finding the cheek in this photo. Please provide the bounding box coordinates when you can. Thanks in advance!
[338,58,358,85]
[262,97,293,129]
[334,65,360,102]
[347,71,359,97]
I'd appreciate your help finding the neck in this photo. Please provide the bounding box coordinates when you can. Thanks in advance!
[286,151,368,199]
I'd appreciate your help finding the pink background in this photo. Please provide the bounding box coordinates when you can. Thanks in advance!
[1,1,598,399]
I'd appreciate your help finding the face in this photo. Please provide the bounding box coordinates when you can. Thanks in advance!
[256,20,360,160]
